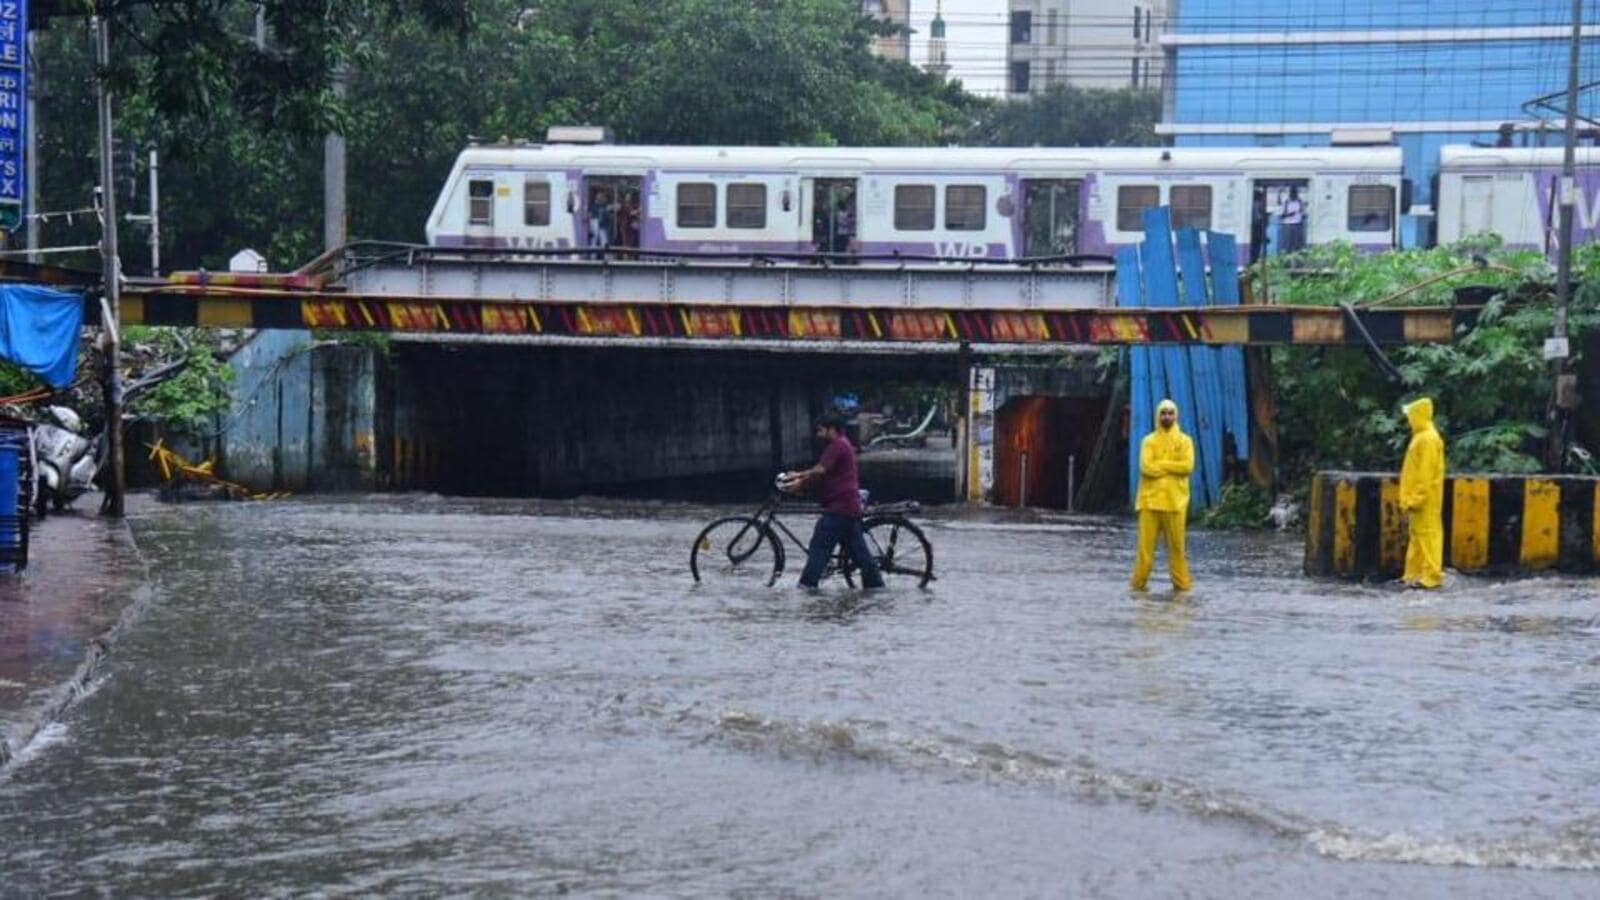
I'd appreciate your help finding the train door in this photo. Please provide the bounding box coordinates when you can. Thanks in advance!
[1021,179,1080,257]
[582,175,643,255]
[810,178,858,257]
[1458,176,1495,237]
[1248,178,1310,262]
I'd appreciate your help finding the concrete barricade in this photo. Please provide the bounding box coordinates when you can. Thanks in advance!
[1304,471,1600,579]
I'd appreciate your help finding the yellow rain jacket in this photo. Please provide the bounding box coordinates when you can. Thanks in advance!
[1136,399,1194,512]
[1132,399,1195,591]
[1398,397,1446,589]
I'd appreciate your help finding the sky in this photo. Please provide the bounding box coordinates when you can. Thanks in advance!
[905,0,1010,97]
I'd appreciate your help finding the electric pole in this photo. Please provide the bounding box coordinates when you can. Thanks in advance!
[1548,0,1584,472]
[93,12,125,517]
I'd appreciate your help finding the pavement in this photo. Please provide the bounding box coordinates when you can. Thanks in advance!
[0,497,151,767]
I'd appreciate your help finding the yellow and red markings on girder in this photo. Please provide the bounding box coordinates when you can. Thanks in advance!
[114,285,1473,347]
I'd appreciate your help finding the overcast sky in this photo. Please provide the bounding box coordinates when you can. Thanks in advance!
[906,0,1009,97]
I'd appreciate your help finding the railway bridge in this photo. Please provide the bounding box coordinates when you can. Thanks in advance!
[9,244,1481,505]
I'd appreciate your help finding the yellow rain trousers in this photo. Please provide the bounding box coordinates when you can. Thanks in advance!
[1131,399,1195,591]
[1399,397,1446,588]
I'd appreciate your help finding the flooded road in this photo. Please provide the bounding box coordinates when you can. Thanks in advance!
[2,496,1598,896]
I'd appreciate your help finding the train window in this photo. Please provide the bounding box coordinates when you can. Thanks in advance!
[727,183,767,229]
[523,180,551,227]
[1116,185,1159,232]
[468,179,494,226]
[895,185,935,231]
[945,185,987,231]
[1170,185,1212,229]
[677,182,716,228]
[1348,185,1394,232]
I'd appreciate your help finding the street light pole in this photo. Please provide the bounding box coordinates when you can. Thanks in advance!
[93,12,125,517]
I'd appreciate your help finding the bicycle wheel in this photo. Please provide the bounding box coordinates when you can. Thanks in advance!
[861,515,934,588]
[690,516,785,586]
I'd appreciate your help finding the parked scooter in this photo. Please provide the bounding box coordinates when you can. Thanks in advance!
[32,405,103,517]
[30,357,189,518]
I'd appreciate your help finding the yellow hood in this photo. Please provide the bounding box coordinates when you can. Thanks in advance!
[1155,399,1180,432]
[1403,397,1434,435]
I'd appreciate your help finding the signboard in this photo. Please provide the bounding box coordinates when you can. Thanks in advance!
[0,0,24,231]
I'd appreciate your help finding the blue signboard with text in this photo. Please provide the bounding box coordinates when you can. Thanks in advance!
[0,0,24,230]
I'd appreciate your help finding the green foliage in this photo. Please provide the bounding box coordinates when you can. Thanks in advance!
[313,329,394,356]
[1267,242,1600,480]
[962,85,1160,147]
[1196,483,1272,530]
[0,362,43,398]
[129,330,235,437]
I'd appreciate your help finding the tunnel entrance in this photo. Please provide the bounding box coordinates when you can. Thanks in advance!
[377,343,964,503]
[992,395,1106,509]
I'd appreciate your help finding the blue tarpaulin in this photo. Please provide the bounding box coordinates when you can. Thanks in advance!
[0,284,85,389]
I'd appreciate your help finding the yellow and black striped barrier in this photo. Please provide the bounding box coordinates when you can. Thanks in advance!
[1305,471,1600,579]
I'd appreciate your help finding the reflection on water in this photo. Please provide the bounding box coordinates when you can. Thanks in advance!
[0,496,1598,895]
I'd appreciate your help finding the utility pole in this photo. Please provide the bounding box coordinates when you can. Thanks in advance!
[324,67,347,251]
[93,12,125,517]
[1547,0,1584,472]
[124,147,159,273]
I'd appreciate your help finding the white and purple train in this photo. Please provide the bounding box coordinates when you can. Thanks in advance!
[424,143,1408,263]
[1436,146,1600,252]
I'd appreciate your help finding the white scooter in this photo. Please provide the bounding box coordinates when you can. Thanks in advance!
[32,405,104,517]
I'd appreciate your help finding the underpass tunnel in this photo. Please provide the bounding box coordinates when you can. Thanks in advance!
[376,343,965,503]
[992,396,1106,509]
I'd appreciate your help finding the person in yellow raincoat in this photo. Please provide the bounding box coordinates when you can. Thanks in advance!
[1399,397,1446,589]
[1131,399,1194,591]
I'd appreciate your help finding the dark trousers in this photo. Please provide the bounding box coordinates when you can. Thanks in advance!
[799,513,884,588]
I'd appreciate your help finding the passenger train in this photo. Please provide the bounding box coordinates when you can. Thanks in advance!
[424,143,1407,263]
[1436,146,1600,251]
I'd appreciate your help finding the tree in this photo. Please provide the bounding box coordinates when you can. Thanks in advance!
[964,85,1160,147]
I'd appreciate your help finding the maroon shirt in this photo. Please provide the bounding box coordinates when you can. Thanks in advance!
[814,435,863,517]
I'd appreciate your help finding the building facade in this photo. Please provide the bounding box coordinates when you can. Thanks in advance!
[1006,0,1167,95]
[862,0,912,63]
[1160,0,1600,246]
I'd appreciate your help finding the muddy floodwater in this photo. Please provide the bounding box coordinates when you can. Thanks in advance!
[2,497,1598,896]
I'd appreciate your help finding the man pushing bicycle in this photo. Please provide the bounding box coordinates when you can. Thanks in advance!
[778,413,885,590]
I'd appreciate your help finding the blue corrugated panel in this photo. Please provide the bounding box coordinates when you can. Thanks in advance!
[1175,227,1223,508]
[1205,231,1252,462]
[1140,208,1202,511]
[1116,245,1149,508]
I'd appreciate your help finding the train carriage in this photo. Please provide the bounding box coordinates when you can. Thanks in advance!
[425,143,1405,263]
[1436,146,1600,252]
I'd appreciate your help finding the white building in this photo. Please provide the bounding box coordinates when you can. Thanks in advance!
[1006,0,1166,95]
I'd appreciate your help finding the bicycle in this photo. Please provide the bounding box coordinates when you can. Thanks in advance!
[689,492,935,589]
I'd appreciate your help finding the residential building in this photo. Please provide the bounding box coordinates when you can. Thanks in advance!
[1007,0,1167,95]
[862,0,912,63]
[1159,0,1600,246]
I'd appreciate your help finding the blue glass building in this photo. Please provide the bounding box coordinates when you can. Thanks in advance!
[1159,1,1600,245]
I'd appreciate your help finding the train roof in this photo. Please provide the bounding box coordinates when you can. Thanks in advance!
[449,143,1404,173]
[1440,145,1600,169]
